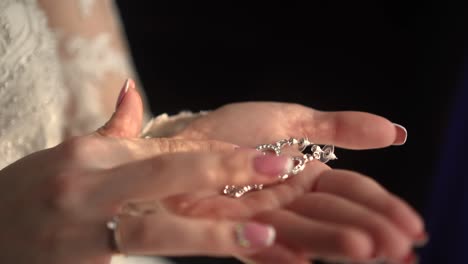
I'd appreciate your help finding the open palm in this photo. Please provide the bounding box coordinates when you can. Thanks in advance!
[166,102,419,263]
[115,88,420,263]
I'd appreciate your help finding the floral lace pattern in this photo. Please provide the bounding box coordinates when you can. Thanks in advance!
[0,0,65,169]
[0,1,172,263]
[60,32,132,135]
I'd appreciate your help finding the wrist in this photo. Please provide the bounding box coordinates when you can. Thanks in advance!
[141,110,209,138]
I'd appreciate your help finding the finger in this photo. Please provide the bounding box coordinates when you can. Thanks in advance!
[313,169,425,241]
[126,138,239,161]
[93,150,294,212]
[287,193,412,260]
[97,78,143,138]
[292,107,406,149]
[175,161,331,221]
[253,210,374,262]
[116,213,276,256]
[67,136,239,170]
[236,244,309,264]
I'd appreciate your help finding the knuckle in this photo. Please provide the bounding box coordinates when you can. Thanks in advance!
[204,140,235,152]
[358,175,381,188]
[334,228,369,259]
[220,151,250,184]
[153,138,184,153]
[246,190,281,212]
[203,224,231,253]
[199,157,222,186]
[341,171,383,192]
[188,153,226,187]
[44,170,84,213]
[301,193,333,210]
[187,139,220,152]
[382,196,405,222]
[196,151,248,188]
[59,136,97,163]
[352,172,386,192]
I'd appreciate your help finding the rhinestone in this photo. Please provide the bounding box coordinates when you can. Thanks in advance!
[224,138,336,198]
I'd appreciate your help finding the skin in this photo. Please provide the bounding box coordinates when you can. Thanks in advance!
[0,82,424,264]
[169,93,423,263]
[7,1,419,263]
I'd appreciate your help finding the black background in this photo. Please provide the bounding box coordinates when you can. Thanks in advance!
[115,1,467,263]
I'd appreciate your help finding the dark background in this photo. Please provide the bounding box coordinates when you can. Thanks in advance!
[115,1,467,263]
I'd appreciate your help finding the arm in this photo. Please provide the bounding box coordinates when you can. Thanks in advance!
[38,0,150,136]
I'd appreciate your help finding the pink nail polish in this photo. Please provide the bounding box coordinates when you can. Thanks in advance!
[393,123,408,146]
[401,252,418,264]
[116,79,133,109]
[414,231,429,247]
[236,222,276,248]
[253,154,293,177]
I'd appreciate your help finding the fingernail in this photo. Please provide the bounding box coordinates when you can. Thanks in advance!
[363,252,386,264]
[400,252,418,264]
[393,123,408,146]
[236,222,276,249]
[363,257,386,264]
[414,231,429,247]
[116,78,133,110]
[253,154,293,177]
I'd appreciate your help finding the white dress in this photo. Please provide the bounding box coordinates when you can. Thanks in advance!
[0,0,174,263]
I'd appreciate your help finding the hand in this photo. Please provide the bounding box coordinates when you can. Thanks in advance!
[175,102,407,149]
[95,84,422,263]
[0,81,290,264]
[165,103,421,263]
[167,160,425,264]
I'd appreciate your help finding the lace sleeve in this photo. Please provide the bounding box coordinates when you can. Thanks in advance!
[38,0,149,136]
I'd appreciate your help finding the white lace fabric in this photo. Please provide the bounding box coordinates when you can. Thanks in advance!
[0,0,171,263]
[0,0,65,169]
[43,0,143,136]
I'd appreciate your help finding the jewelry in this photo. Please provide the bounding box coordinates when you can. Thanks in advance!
[106,216,123,253]
[223,138,337,198]
[106,200,167,252]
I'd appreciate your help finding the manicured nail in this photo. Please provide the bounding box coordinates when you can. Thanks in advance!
[236,222,276,249]
[116,78,133,109]
[364,251,386,264]
[400,252,418,264]
[363,257,386,264]
[393,123,408,146]
[253,154,293,177]
[414,231,429,247]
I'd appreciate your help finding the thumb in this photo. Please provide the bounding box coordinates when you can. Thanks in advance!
[98,79,144,138]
